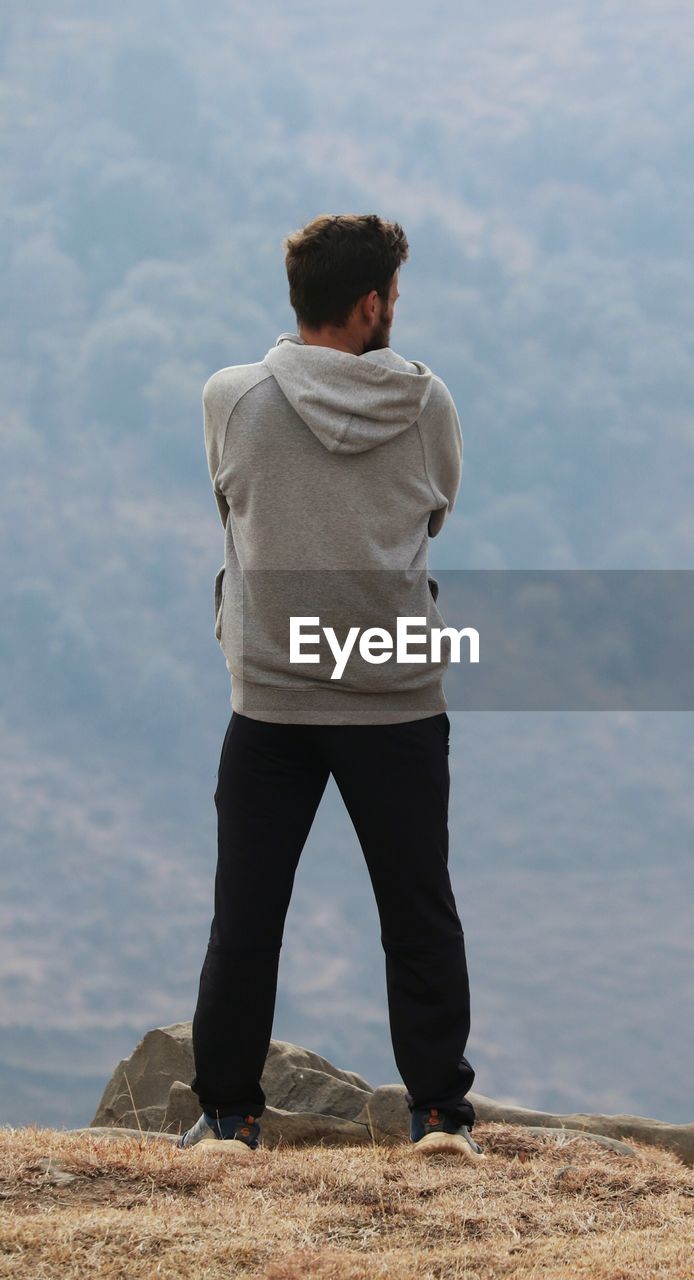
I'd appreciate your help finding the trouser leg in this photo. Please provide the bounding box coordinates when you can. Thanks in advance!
[190,712,329,1119]
[320,713,476,1128]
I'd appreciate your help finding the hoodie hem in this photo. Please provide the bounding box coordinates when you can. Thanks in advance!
[229,678,448,725]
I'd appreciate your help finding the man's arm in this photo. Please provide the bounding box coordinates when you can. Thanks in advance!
[417,376,463,538]
[202,373,230,529]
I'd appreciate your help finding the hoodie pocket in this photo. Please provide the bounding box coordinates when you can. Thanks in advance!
[214,564,226,643]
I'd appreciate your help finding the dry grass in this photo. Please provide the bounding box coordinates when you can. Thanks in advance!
[0,1122,692,1279]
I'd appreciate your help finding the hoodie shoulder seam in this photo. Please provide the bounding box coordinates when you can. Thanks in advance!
[219,368,274,466]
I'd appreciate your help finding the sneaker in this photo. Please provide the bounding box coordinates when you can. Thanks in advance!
[177,1111,261,1151]
[410,1106,486,1160]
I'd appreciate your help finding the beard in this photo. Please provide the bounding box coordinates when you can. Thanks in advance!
[361,303,392,354]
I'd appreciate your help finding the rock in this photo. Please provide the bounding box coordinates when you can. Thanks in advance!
[354,1085,411,1141]
[74,1107,369,1150]
[165,1080,203,1136]
[263,1064,372,1121]
[86,1023,693,1165]
[90,1024,374,1133]
[357,1086,689,1163]
[163,1081,371,1147]
[90,1022,194,1131]
[258,1106,370,1148]
[467,1092,693,1166]
[263,1041,373,1097]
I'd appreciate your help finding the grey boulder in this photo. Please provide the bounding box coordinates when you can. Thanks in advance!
[84,1022,693,1164]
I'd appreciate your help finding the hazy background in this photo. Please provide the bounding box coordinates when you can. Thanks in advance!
[1,0,692,1129]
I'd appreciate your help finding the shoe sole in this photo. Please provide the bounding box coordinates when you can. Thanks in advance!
[411,1132,486,1160]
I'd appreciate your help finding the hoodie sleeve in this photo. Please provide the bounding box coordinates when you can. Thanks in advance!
[202,373,231,529]
[418,377,463,538]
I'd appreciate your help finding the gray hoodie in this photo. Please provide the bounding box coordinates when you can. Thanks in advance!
[202,331,463,723]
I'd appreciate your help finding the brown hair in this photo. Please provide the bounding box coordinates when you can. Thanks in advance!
[282,213,409,330]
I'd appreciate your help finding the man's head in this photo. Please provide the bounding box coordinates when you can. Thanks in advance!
[282,213,409,355]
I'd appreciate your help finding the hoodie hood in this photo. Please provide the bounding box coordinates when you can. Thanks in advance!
[263,331,433,454]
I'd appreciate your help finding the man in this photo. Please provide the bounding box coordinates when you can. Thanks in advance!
[178,213,484,1161]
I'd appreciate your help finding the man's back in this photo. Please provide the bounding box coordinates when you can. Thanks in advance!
[202,333,463,723]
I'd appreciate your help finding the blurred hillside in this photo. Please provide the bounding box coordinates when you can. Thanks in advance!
[1,0,692,1129]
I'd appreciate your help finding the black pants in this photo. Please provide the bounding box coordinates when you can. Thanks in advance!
[190,710,476,1128]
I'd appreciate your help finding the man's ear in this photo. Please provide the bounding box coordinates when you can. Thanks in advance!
[362,290,379,323]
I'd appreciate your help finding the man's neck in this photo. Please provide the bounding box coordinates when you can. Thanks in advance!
[299,327,364,355]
